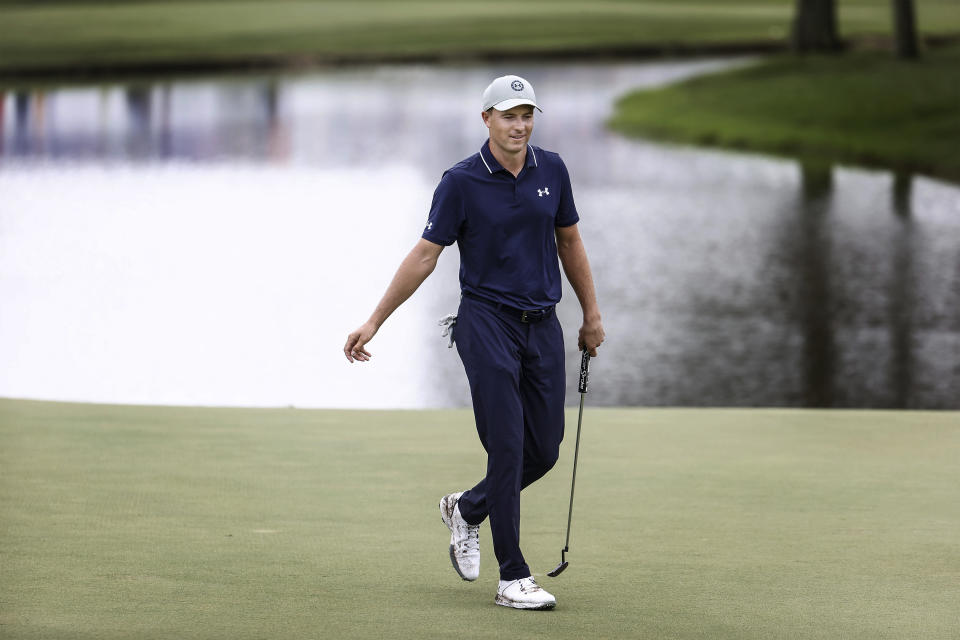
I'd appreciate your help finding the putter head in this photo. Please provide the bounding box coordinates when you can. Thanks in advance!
[547,561,568,577]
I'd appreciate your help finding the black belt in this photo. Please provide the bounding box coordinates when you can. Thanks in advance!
[463,291,554,324]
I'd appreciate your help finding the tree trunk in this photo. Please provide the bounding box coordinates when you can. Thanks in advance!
[893,0,919,59]
[791,0,841,53]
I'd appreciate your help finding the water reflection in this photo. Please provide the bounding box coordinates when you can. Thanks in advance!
[797,162,835,406]
[889,180,915,408]
[0,79,291,163]
[1,61,958,409]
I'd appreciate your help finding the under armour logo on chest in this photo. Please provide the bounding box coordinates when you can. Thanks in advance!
[537,187,550,197]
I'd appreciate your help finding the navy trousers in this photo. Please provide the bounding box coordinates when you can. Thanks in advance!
[454,295,566,581]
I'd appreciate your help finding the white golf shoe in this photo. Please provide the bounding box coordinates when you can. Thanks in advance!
[496,576,556,610]
[439,492,480,581]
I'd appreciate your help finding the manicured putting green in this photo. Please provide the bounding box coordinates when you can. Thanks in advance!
[1,398,958,639]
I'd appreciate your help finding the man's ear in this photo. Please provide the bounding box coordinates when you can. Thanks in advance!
[481,109,491,129]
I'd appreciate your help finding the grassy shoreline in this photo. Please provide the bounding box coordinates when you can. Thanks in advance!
[1,0,959,78]
[609,44,960,182]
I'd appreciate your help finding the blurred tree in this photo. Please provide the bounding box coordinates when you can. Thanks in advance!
[893,0,919,59]
[791,0,841,53]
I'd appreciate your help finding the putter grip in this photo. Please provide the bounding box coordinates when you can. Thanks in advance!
[578,349,590,394]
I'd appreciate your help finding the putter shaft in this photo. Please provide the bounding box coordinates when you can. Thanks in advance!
[562,391,585,552]
[550,350,590,577]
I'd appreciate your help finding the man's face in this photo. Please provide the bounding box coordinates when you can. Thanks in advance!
[482,104,534,156]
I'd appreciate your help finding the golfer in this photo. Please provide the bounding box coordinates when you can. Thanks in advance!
[343,74,604,610]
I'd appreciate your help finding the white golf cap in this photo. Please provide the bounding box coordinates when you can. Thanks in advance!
[481,74,541,112]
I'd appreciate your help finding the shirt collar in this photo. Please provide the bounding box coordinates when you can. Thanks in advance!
[479,140,538,175]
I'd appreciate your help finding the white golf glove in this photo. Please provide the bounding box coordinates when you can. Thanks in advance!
[438,313,457,348]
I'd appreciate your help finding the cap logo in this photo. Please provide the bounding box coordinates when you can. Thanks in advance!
[511,80,524,91]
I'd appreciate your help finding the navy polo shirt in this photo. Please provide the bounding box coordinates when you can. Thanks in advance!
[422,140,579,310]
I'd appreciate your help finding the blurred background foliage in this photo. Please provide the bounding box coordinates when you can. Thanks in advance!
[0,1,957,75]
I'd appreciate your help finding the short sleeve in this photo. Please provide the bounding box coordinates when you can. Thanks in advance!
[422,171,466,246]
[555,158,579,227]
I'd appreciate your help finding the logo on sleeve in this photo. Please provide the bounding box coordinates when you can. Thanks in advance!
[425,221,434,230]
[537,187,550,197]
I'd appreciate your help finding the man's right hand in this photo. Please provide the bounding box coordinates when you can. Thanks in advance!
[342,239,444,364]
[344,322,378,363]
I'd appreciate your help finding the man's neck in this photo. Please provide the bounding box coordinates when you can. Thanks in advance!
[489,140,526,177]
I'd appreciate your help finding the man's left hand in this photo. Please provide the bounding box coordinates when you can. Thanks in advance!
[578,316,605,356]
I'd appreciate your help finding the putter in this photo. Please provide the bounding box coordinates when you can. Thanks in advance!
[547,348,591,578]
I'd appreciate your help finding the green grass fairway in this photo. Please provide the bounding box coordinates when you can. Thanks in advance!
[1,0,959,75]
[609,44,960,182]
[1,398,958,639]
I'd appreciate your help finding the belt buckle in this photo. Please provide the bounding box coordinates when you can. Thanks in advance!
[521,309,544,323]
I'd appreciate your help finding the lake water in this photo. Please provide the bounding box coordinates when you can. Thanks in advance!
[1,60,958,409]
